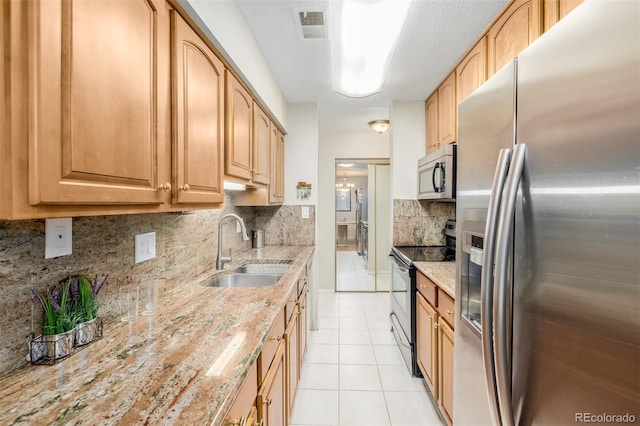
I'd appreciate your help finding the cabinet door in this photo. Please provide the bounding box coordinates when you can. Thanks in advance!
[258,341,287,426]
[298,288,308,366]
[225,71,253,181]
[416,292,438,398]
[488,0,541,76]
[28,0,164,205]
[438,319,455,426]
[543,0,583,31]
[456,37,487,105]
[224,362,258,426]
[252,104,271,185]
[437,72,457,145]
[425,93,439,154]
[285,306,300,416]
[171,11,224,204]
[269,126,285,204]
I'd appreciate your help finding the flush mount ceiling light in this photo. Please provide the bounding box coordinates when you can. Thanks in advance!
[329,0,411,98]
[368,119,391,134]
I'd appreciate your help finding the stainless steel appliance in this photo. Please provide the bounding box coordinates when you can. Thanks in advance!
[417,144,456,201]
[389,220,456,376]
[455,2,640,425]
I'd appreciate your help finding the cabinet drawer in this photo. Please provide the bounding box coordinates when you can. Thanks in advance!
[417,272,437,306]
[259,309,285,384]
[437,290,455,329]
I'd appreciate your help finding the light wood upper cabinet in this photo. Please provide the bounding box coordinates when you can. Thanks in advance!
[252,104,271,185]
[456,37,487,105]
[437,72,457,146]
[171,11,224,204]
[225,71,253,181]
[488,0,542,76]
[438,318,455,426]
[425,93,438,154]
[270,127,285,204]
[543,0,583,31]
[27,0,165,206]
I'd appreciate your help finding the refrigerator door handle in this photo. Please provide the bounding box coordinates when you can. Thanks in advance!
[494,143,527,426]
[481,148,513,426]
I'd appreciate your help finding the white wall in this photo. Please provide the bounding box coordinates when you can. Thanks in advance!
[185,0,288,128]
[390,101,426,199]
[318,132,390,291]
[284,104,318,205]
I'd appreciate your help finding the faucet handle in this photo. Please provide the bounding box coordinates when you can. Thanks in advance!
[228,248,233,260]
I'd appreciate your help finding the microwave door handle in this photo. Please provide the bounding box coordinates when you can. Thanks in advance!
[439,163,446,192]
[494,143,527,426]
[481,148,513,426]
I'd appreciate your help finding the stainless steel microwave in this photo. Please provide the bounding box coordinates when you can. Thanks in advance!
[417,144,456,201]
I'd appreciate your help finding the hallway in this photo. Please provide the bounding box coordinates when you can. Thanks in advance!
[290,292,444,425]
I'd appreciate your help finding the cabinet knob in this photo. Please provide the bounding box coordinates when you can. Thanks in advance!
[264,398,272,406]
[434,322,439,329]
[159,183,172,192]
[180,184,190,192]
[446,309,454,317]
[254,420,264,426]
[268,335,282,342]
[420,285,425,289]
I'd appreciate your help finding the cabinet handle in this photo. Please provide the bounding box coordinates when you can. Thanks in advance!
[159,183,172,192]
[434,322,439,329]
[427,315,433,320]
[253,420,264,426]
[268,335,282,342]
[420,285,425,289]
[446,309,454,317]
[264,398,272,406]
[180,184,190,192]
[224,416,246,426]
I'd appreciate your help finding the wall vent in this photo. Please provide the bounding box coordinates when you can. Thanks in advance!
[298,10,326,39]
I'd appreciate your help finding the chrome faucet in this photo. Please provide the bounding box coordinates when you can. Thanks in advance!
[217,213,250,269]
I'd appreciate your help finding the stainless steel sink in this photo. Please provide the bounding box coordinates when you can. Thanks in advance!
[234,263,291,275]
[204,273,281,288]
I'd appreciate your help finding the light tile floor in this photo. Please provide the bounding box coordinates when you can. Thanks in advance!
[290,291,444,426]
[337,251,391,292]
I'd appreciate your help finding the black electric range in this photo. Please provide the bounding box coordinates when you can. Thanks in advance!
[389,220,456,377]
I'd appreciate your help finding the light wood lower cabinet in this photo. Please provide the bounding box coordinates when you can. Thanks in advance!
[438,319,455,425]
[415,271,455,426]
[257,340,287,426]
[285,303,300,415]
[224,362,258,426]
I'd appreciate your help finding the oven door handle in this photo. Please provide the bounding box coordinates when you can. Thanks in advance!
[388,254,410,274]
[390,313,412,349]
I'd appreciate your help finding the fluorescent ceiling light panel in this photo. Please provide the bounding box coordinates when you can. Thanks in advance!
[330,0,411,98]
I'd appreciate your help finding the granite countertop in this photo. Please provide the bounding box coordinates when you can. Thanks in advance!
[413,261,456,298]
[0,246,314,426]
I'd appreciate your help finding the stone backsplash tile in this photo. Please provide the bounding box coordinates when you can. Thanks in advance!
[0,193,315,377]
[393,199,456,246]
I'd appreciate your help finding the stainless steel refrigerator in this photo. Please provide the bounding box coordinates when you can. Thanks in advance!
[455,2,640,425]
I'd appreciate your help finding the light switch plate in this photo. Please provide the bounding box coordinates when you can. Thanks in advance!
[135,232,156,264]
[45,218,72,259]
[301,206,310,219]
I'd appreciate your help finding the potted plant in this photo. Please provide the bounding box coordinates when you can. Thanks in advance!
[31,280,78,360]
[70,274,108,346]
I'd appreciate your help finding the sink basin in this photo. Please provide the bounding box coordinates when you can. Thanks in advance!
[204,273,281,288]
[235,263,291,275]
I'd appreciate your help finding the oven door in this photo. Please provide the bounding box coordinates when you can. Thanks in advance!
[389,253,416,375]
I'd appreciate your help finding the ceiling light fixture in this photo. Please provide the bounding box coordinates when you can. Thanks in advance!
[368,119,391,135]
[329,0,411,98]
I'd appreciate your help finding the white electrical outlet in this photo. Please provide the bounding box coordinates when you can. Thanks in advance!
[135,232,156,263]
[45,218,72,259]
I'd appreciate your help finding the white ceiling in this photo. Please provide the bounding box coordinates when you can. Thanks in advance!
[235,0,508,133]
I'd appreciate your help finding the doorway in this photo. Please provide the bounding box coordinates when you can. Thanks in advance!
[335,160,391,292]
